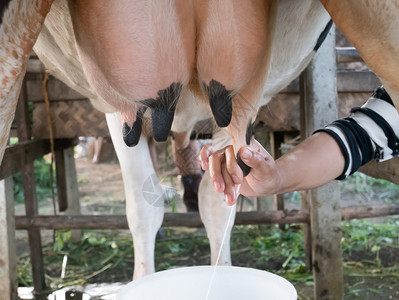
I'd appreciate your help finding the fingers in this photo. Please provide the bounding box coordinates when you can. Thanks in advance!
[225,146,244,184]
[238,144,271,171]
[201,142,271,203]
[210,146,242,206]
[199,144,215,170]
[221,161,237,206]
[208,148,226,193]
[250,139,273,157]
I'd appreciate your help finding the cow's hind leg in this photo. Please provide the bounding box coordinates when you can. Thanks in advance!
[106,112,164,279]
[320,0,399,107]
[172,131,202,212]
[0,0,52,163]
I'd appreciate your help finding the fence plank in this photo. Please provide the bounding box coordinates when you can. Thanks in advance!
[0,138,77,180]
[14,204,399,230]
[16,82,46,293]
[0,178,18,300]
[63,147,82,241]
[359,159,399,185]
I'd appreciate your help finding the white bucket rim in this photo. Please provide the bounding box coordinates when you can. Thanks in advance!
[118,265,297,300]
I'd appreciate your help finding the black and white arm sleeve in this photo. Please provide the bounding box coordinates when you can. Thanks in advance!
[314,87,399,180]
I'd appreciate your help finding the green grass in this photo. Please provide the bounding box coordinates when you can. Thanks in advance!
[17,219,399,295]
[18,230,135,288]
[285,172,399,205]
[341,219,399,255]
[341,172,399,203]
[13,157,56,204]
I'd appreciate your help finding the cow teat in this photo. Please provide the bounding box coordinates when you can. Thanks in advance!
[122,107,146,147]
[141,82,183,142]
[236,120,254,177]
[203,80,233,128]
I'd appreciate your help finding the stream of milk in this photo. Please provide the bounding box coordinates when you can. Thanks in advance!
[204,197,237,300]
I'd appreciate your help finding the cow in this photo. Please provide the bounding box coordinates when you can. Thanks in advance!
[1,0,398,283]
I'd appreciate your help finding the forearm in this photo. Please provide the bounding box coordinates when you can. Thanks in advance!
[271,87,399,195]
[202,87,398,203]
[273,132,345,194]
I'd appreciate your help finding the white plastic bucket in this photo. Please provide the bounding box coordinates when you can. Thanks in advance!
[118,266,297,300]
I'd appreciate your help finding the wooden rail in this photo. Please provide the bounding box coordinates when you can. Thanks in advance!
[14,204,399,230]
[14,211,308,229]
[0,138,78,180]
[336,47,363,63]
[359,159,399,185]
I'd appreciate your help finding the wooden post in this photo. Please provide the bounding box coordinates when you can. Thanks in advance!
[300,74,313,271]
[55,149,68,212]
[16,80,46,292]
[55,146,82,241]
[300,25,344,299]
[63,147,81,241]
[254,129,275,211]
[270,131,285,229]
[0,177,18,300]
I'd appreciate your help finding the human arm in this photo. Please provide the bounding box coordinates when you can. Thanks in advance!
[200,86,399,206]
[199,132,345,205]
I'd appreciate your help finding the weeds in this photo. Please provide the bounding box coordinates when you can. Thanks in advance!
[342,172,399,204]
[341,219,399,256]
[18,230,134,288]
[13,157,56,204]
[17,219,399,297]
[252,226,305,269]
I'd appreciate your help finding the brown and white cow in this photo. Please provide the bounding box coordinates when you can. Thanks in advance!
[1,0,398,282]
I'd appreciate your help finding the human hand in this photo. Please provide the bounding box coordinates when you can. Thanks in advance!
[199,140,282,205]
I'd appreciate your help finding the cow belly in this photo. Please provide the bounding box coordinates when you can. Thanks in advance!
[69,0,195,111]
[257,0,329,106]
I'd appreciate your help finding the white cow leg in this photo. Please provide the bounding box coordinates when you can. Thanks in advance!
[198,128,235,266]
[106,113,164,279]
[199,172,235,265]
